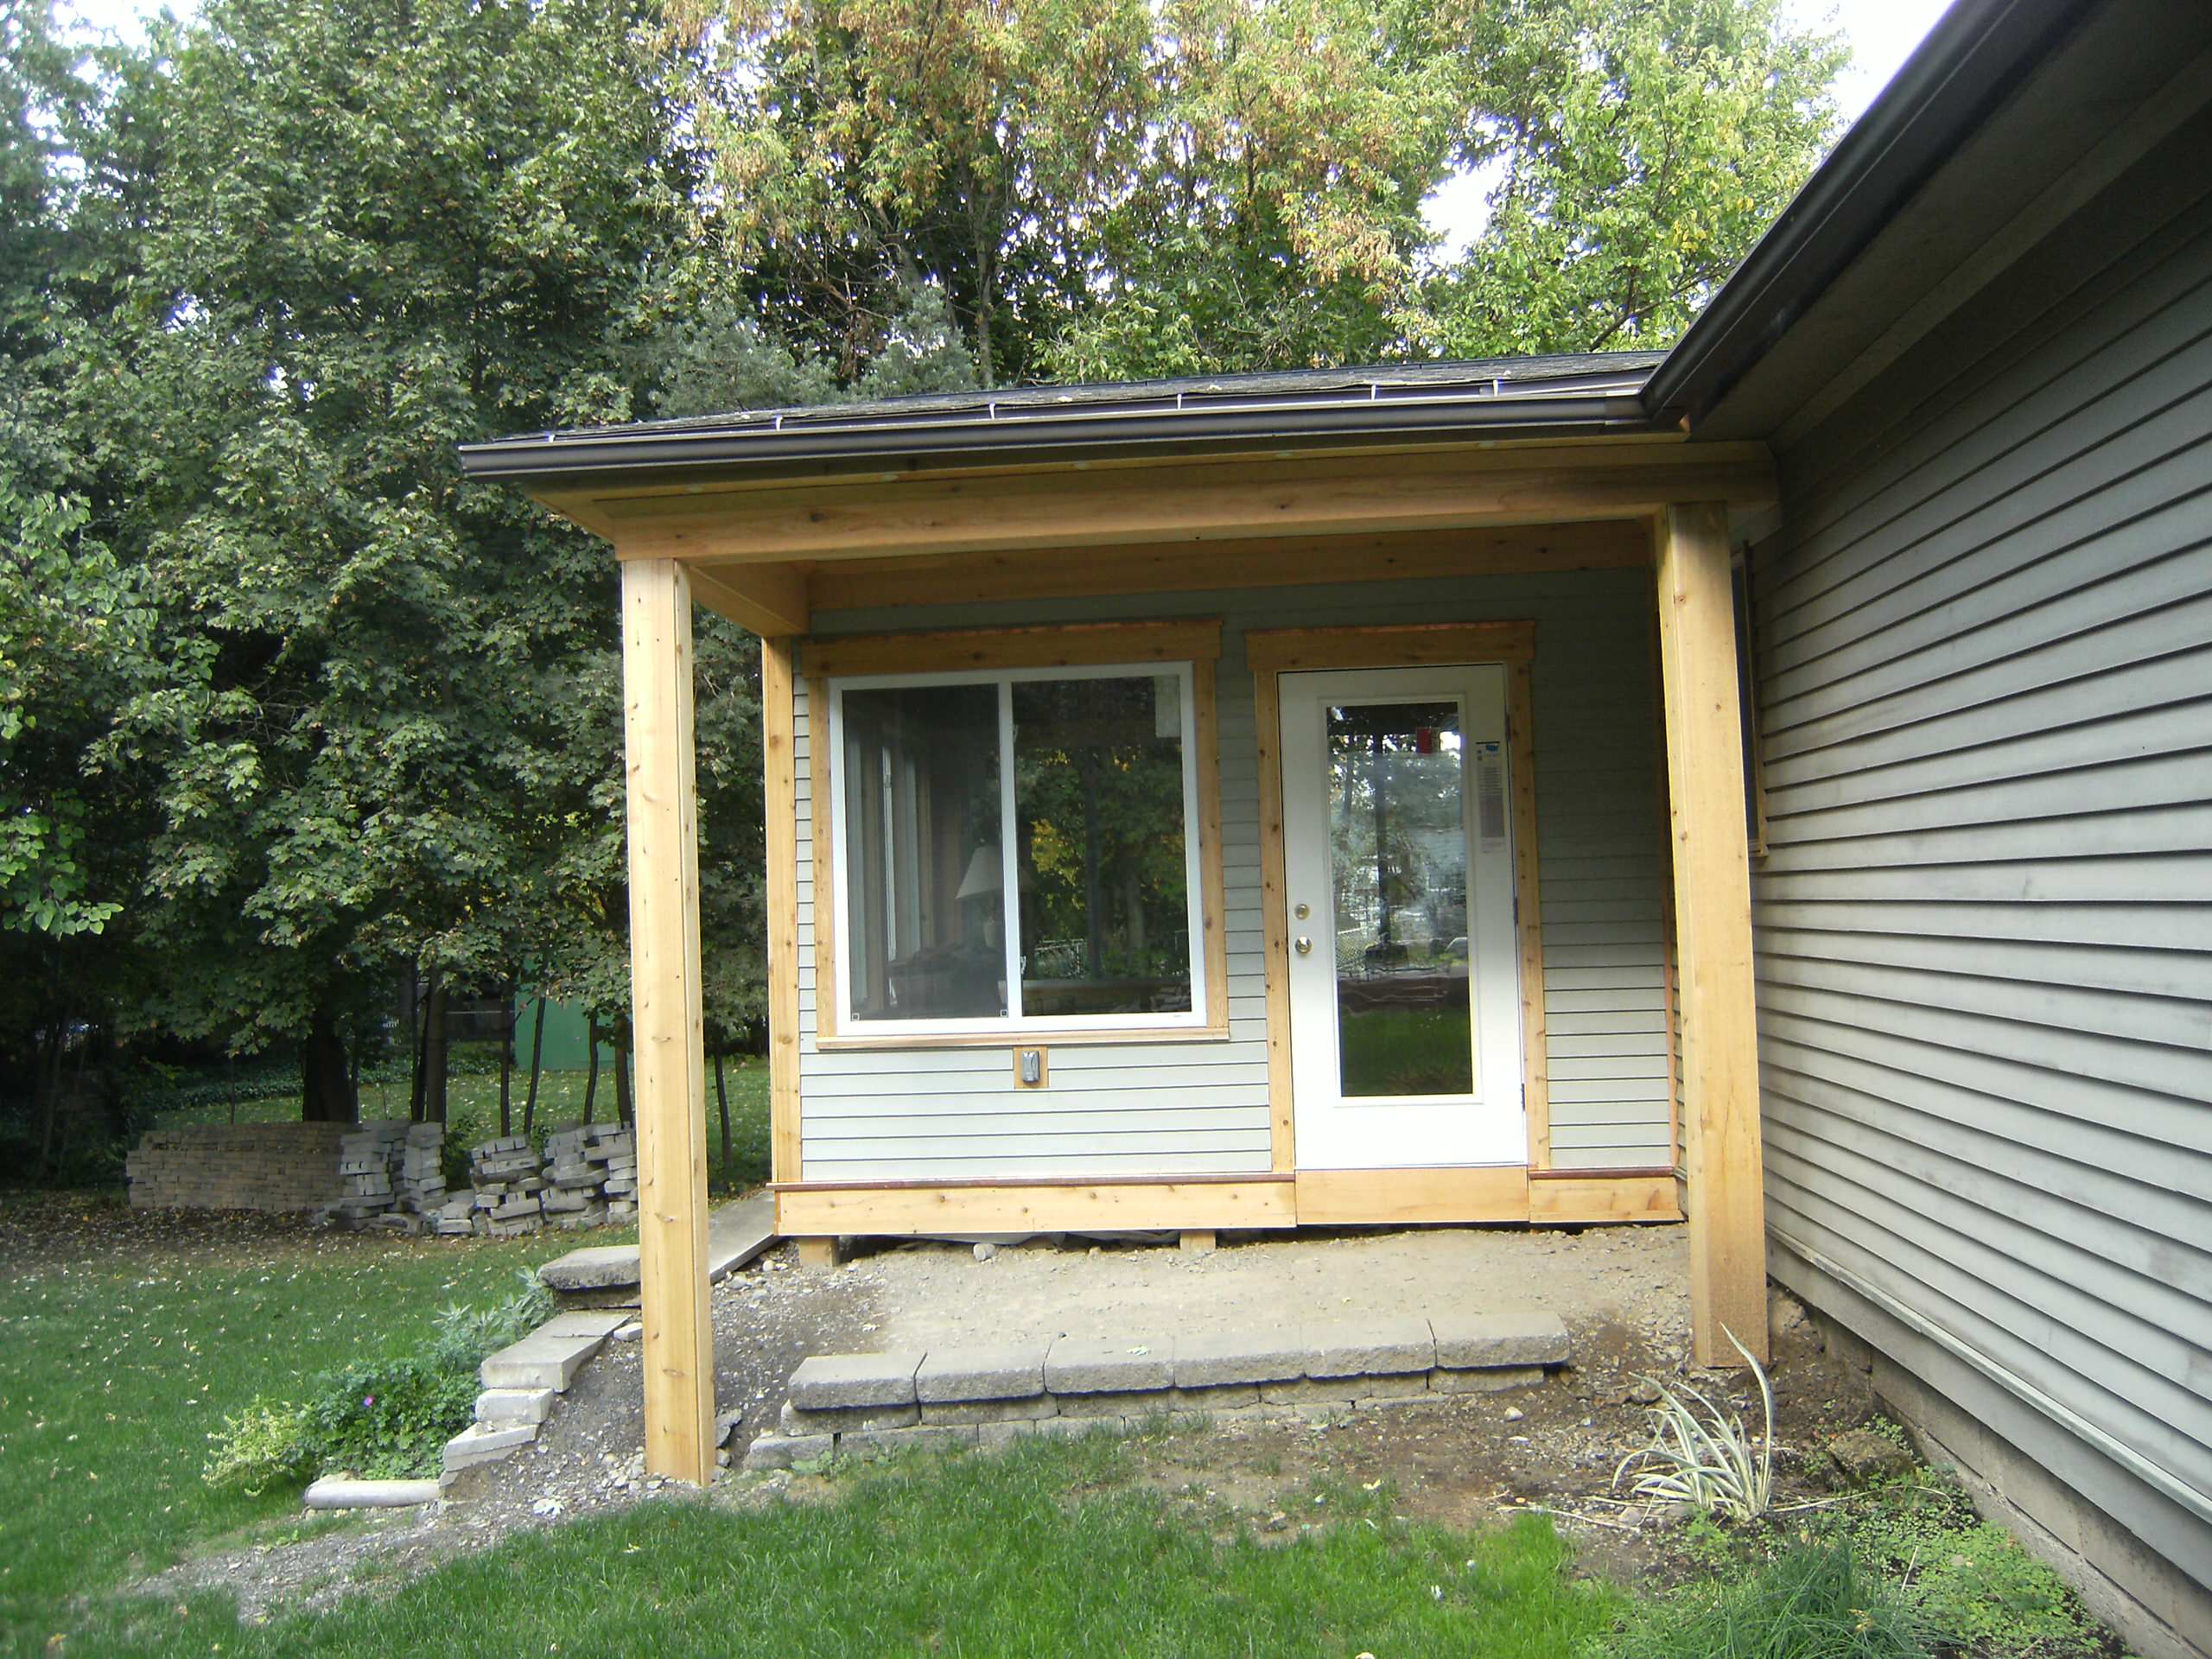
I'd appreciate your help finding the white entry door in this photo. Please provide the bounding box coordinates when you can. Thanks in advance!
[1280,665,1526,1168]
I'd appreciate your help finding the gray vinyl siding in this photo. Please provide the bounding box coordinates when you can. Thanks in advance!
[1748,158,2212,1585]
[792,568,1673,1181]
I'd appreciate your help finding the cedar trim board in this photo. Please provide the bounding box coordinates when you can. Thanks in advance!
[1529,1172,1681,1224]
[1294,1166,1532,1226]
[1245,620,1535,673]
[589,445,1778,565]
[804,618,1223,677]
[778,1177,1297,1236]
[762,638,804,1184]
[805,522,1649,612]
[803,675,837,1046]
[797,618,1231,1049]
[773,1170,1680,1234]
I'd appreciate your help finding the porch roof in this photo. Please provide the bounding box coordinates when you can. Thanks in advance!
[457,352,1664,486]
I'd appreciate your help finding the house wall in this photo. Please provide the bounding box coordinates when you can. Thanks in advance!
[1747,136,2212,1645]
[790,568,1673,1182]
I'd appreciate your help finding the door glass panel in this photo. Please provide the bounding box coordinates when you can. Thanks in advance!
[1326,701,1473,1096]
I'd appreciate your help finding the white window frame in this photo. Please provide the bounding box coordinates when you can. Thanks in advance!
[827,660,1209,1039]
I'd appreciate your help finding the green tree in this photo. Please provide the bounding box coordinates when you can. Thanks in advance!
[1412,0,1845,355]
[65,0,722,1116]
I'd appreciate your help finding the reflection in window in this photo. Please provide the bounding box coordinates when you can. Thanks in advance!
[1014,675,1192,1017]
[839,683,1004,1021]
[1327,701,1473,1096]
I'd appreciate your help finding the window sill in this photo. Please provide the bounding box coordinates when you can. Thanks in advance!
[811,1024,1234,1052]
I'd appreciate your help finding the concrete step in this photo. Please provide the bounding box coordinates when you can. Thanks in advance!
[537,1192,777,1296]
[479,1325,613,1392]
[442,1421,537,1478]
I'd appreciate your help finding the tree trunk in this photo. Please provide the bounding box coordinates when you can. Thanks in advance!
[35,1014,66,1175]
[613,1041,632,1129]
[408,966,430,1122]
[582,1020,600,1125]
[302,1002,358,1123]
[419,976,449,1124]
[497,976,515,1136]
[522,996,545,1136]
[714,1049,731,1189]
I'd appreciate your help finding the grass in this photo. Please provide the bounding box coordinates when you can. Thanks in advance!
[0,1196,572,1655]
[79,1437,1627,1657]
[1609,1540,1927,1659]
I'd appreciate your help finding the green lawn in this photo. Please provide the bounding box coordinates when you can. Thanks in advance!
[0,1196,575,1655]
[81,1438,1624,1658]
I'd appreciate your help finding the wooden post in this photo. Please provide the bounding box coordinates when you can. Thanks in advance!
[620,556,715,1484]
[1653,503,1770,1368]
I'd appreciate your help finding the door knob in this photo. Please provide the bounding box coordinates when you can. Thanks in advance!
[1294,935,1313,956]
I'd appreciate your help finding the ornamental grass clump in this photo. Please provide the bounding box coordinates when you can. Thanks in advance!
[1606,1540,1931,1659]
[1613,1326,1776,1522]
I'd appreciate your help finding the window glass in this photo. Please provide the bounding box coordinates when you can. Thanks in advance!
[1012,674,1192,1017]
[1326,700,1472,1096]
[839,683,1005,1021]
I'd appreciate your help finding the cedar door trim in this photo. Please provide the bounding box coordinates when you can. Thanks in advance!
[1245,620,1550,1173]
[802,618,1231,1052]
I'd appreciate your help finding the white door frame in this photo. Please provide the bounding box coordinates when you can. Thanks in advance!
[1277,664,1527,1169]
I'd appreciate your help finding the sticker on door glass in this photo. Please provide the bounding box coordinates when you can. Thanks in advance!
[1476,741,1507,847]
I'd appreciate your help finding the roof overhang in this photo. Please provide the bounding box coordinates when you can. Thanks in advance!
[1650,0,2212,442]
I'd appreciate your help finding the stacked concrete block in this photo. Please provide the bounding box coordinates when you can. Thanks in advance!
[468,1135,546,1237]
[743,1313,1574,1469]
[124,1123,353,1212]
[395,1122,447,1214]
[539,1126,612,1231]
[334,1121,409,1227]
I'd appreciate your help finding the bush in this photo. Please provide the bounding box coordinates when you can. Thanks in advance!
[201,1398,315,1495]
[1605,1541,1930,1659]
[202,1274,555,1489]
[300,1356,481,1479]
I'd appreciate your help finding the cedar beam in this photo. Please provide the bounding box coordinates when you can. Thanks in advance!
[596,446,1777,564]
[1654,503,1769,1367]
[689,562,810,638]
[619,557,715,1483]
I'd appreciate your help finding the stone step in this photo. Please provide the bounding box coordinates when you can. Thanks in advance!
[476,1386,557,1427]
[479,1325,613,1392]
[785,1313,1571,1413]
[536,1192,776,1295]
[442,1421,536,1478]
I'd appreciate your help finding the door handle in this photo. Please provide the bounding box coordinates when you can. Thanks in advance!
[1294,935,1313,956]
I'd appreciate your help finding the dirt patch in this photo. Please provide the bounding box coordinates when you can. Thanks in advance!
[138,1222,1880,1619]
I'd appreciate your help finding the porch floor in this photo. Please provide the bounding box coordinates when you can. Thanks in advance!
[843,1220,1691,1360]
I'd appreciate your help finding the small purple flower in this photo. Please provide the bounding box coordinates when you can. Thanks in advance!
[363,1395,376,1409]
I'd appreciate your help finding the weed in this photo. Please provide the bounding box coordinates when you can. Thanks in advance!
[1834,1471,2104,1658]
[1614,1326,1776,1522]
[1605,1540,1930,1659]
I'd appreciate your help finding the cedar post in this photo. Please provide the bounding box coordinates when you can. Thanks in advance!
[619,556,715,1483]
[1654,503,1770,1367]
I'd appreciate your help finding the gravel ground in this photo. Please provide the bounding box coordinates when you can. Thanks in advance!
[141,1221,1878,1622]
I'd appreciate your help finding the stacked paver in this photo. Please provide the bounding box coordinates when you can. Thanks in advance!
[124,1122,352,1212]
[335,1120,450,1232]
[743,1313,1573,1470]
[465,1135,548,1237]
[540,1125,639,1230]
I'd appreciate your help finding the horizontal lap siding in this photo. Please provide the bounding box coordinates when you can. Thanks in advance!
[794,569,1670,1180]
[1750,166,2212,1577]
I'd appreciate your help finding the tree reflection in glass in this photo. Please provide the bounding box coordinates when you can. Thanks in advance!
[1326,701,1473,1096]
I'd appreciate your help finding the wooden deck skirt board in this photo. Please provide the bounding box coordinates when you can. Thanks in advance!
[772,1168,1676,1235]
